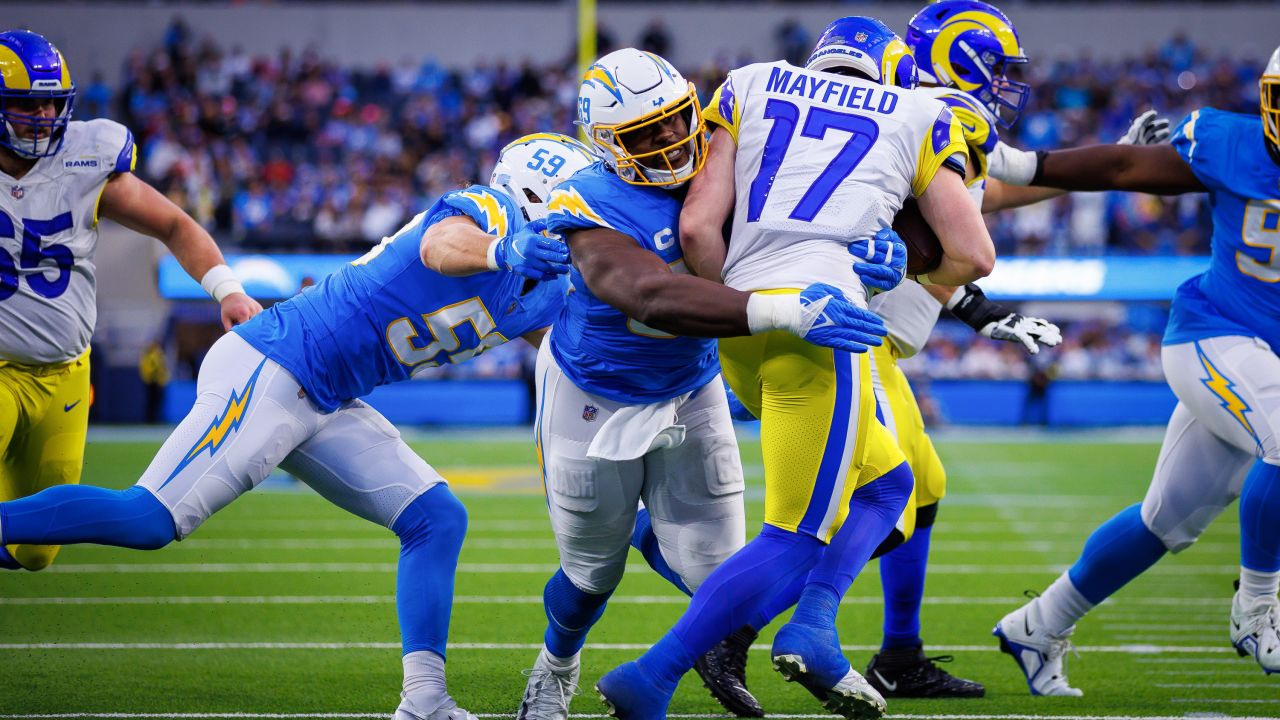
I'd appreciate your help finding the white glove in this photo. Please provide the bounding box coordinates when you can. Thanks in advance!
[981,313,1064,355]
[1118,110,1171,146]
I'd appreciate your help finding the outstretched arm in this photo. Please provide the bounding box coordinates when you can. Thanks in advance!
[1032,143,1205,195]
[679,127,737,281]
[570,227,751,337]
[568,228,886,352]
[982,178,1066,213]
[98,172,261,330]
[421,216,567,280]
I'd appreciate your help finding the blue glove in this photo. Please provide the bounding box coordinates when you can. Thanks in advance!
[798,283,887,354]
[723,381,758,422]
[849,227,907,293]
[491,220,571,280]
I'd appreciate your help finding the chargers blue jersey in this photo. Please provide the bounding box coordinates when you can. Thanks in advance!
[1165,109,1280,354]
[544,163,718,403]
[234,186,566,412]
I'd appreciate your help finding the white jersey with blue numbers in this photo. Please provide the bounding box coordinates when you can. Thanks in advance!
[703,61,967,301]
[0,119,135,364]
[234,185,566,412]
[543,163,719,404]
[1165,109,1280,354]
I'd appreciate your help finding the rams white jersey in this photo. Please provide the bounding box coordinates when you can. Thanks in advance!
[0,119,135,365]
[704,60,966,304]
[866,86,1000,358]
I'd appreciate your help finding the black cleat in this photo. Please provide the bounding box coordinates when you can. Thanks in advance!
[694,625,765,718]
[865,645,985,699]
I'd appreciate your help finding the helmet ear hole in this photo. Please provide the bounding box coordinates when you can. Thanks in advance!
[523,188,543,204]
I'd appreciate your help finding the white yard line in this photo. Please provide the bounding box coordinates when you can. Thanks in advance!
[0,642,1237,653]
[41,561,1241,575]
[1156,682,1278,688]
[3,715,1275,720]
[0,594,1240,608]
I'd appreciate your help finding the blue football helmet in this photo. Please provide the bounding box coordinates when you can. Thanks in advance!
[806,16,918,89]
[0,30,76,158]
[905,0,1029,128]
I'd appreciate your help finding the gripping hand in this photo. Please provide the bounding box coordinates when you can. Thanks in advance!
[849,227,907,293]
[1118,110,1171,146]
[949,284,1062,354]
[490,220,571,280]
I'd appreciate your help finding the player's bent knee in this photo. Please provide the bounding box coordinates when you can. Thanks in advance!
[121,487,180,550]
[393,484,467,551]
[13,544,61,571]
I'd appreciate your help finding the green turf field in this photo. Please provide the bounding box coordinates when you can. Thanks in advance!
[1,431,1275,719]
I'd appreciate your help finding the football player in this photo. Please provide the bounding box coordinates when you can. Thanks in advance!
[517,48,894,720]
[0,29,261,572]
[990,46,1280,694]
[0,133,593,720]
[596,21,995,719]
[830,4,1165,698]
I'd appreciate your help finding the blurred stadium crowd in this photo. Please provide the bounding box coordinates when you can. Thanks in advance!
[88,18,1260,256]
[87,18,1248,390]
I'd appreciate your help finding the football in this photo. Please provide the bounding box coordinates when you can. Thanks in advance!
[892,198,944,275]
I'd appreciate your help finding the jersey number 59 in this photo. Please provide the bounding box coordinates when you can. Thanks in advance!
[386,297,507,371]
[1239,200,1280,283]
[0,210,74,301]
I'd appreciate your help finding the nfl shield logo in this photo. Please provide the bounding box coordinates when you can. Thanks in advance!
[854,31,868,42]
[582,404,598,422]
[10,185,23,200]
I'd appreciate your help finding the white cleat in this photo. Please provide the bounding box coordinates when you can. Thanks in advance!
[993,602,1083,697]
[517,650,580,720]
[393,695,479,720]
[1231,589,1280,675]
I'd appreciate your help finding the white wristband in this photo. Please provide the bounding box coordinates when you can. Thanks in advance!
[745,293,801,335]
[199,264,245,303]
[944,285,968,310]
[987,142,1038,186]
[486,238,502,271]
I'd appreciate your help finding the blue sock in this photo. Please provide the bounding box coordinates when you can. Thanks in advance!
[632,507,691,596]
[543,568,613,659]
[796,461,913,627]
[1241,460,1280,572]
[880,521,932,650]
[1066,503,1168,604]
[393,485,468,658]
[636,525,825,690]
[0,485,175,550]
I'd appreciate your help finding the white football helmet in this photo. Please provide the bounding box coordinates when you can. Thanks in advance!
[576,48,706,188]
[490,133,596,222]
[1262,45,1280,164]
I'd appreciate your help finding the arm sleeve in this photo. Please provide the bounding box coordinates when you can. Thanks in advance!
[702,71,743,144]
[912,105,969,197]
[1170,109,1228,192]
[436,185,518,238]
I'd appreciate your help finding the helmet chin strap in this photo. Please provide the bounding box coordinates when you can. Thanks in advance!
[3,119,51,158]
[1267,138,1280,168]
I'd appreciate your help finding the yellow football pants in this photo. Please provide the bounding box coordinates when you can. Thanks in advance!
[0,351,91,570]
[720,329,905,544]
[870,342,946,542]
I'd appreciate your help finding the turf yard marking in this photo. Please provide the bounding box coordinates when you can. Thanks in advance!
[1137,657,1257,664]
[155,538,554,550]
[0,642,1238,653]
[3,715,1276,720]
[1156,682,1278,688]
[0,594,1250,608]
[41,561,1242,575]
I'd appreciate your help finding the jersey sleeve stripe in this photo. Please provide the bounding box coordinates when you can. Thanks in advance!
[114,130,137,174]
[703,77,741,144]
[912,108,969,197]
